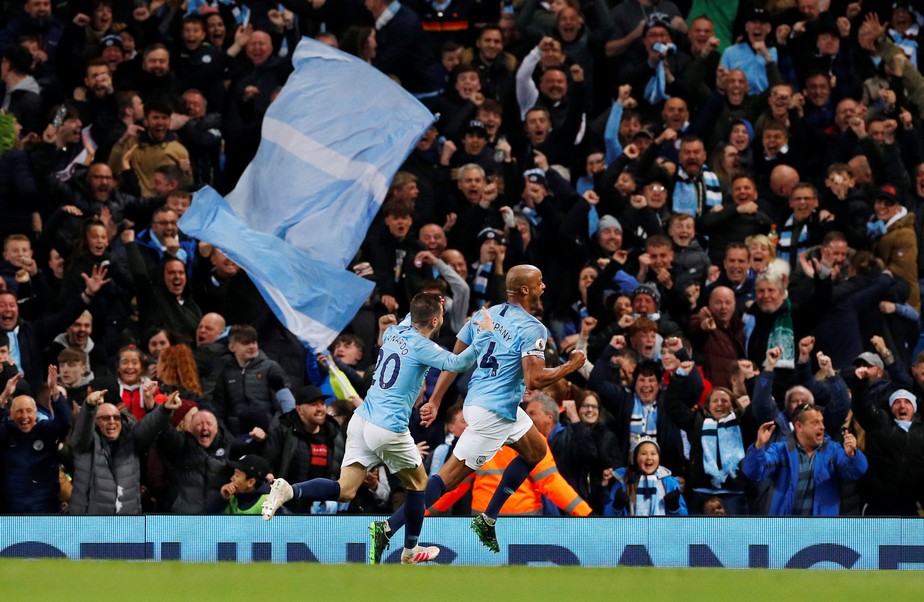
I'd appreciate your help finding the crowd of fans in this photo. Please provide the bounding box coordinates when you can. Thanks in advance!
[0,0,923,518]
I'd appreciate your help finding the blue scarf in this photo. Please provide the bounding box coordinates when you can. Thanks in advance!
[629,396,658,449]
[644,61,669,105]
[700,412,745,490]
[633,466,672,516]
[866,219,887,242]
[471,262,492,307]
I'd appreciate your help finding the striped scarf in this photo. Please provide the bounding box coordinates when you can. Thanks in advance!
[701,412,745,490]
[629,396,658,449]
[471,262,492,307]
[777,214,809,267]
[633,466,672,516]
[672,166,722,217]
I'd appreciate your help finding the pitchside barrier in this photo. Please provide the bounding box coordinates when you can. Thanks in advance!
[1,516,922,569]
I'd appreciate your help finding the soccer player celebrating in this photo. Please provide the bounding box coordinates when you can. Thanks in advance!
[261,293,494,565]
[372,265,586,560]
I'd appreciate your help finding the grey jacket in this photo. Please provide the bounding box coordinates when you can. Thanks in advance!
[70,403,172,515]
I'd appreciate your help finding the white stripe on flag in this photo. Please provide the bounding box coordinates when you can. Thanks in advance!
[261,116,390,201]
[260,282,341,349]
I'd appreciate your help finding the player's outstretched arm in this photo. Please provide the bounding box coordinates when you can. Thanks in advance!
[420,339,469,427]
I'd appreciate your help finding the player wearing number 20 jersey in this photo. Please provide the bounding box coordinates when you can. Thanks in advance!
[456,302,548,420]
[355,316,494,433]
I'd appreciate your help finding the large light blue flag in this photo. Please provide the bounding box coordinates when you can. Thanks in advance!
[179,37,434,349]
[226,37,435,269]
[181,188,375,348]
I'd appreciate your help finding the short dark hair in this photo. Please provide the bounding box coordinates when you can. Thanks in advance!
[115,90,140,114]
[154,164,184,183]
[3,46,32,74]
[793,403,823,424]
[410,293,443,327]
[143,43,169,59]
[645,234,673,250]
[144,97,173,117]
[822,231,847,247]
[382,199,413,219]
[762,119,788,134]
[182,14,206,28]
[725,241,749,256]
[58,348,88,366]
[731,172,756,187]
[479,98,503,116]
[478,23,502,39]
[680,135,704,148]
[419,278,449,296]
[332,333,363,351]
[85,57,109,73]
[792,182,818,197]
[229,324,258,345]
[634,360,661,380]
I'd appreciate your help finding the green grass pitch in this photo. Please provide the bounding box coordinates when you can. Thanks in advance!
[1,560,922,601]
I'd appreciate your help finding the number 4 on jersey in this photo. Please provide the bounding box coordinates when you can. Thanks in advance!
[480,341,498,377]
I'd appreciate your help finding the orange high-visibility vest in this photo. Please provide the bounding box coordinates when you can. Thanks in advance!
[430,446,591,516]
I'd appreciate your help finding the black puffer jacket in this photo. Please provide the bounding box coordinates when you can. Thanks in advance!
[157,424,232,514]
[210,351,290,436]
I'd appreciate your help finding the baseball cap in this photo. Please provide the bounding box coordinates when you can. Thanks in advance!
[745,7,771,23]
[465,119,487,137]
[633,125,655,140]
[230,454,270,482]
[854,351,884,370]
[295,385,330,405]
[875,185,899,205]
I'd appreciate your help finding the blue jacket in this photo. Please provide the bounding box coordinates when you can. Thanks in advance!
[742,434,867,516]
[0,393,71,513]
[604,467,688,517]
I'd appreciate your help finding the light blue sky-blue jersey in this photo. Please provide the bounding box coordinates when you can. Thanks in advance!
[356,322,490,432]
[458,303,548,420]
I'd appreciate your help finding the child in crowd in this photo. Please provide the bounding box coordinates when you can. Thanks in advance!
[214,454,273,515]
[58,348,93,404]
[605,437,688,516]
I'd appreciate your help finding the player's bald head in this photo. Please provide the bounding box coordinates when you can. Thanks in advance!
[506,264,540,293]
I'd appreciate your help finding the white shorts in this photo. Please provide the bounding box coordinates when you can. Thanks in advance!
[342,413,422,474]
[453,405,534,470]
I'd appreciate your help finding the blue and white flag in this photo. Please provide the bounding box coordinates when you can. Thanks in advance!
[226,38,435,269]
[181,188,374,349]
[180,37,434,349]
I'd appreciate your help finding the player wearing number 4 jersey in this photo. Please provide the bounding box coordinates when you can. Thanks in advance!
[371,265,586,559]
[261,293,496,565]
